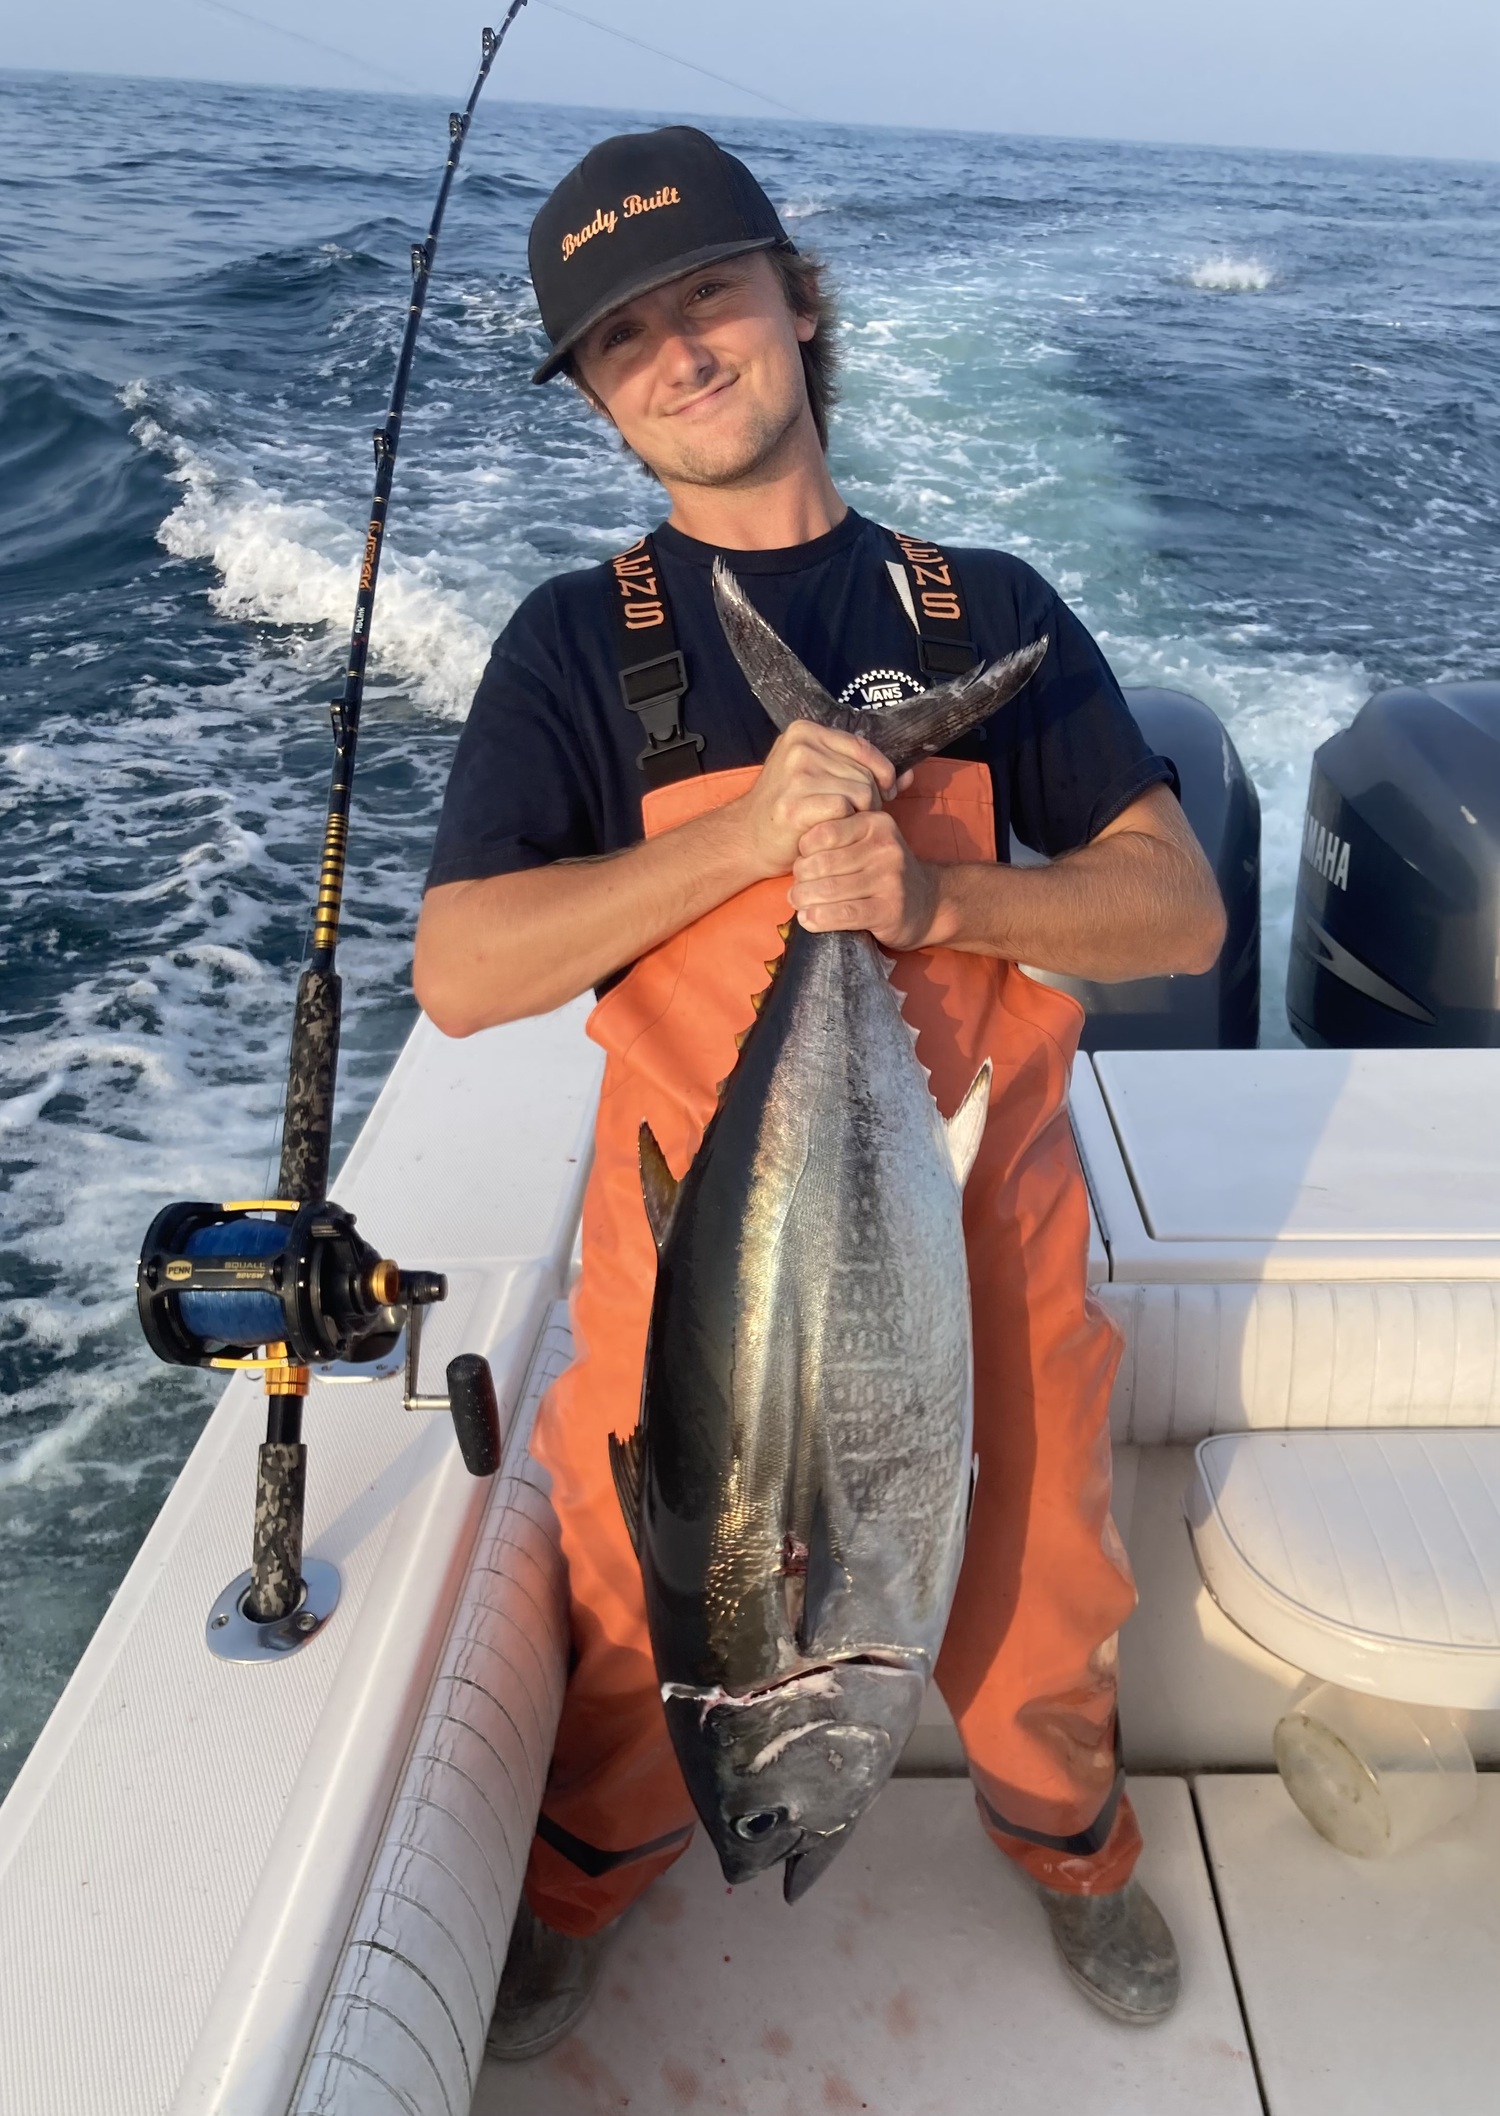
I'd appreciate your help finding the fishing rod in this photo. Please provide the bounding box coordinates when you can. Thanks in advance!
[136,9,529,1652]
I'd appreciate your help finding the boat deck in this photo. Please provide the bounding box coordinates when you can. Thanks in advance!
[476,1774,1499,2116]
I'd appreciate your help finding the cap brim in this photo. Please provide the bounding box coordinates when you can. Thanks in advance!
[530,236,789,384]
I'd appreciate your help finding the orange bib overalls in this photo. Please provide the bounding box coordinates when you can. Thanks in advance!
[525,760,1140,1935]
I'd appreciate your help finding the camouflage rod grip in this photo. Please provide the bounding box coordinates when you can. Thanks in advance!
[277,967,342,1206]
[244,1440,307,1624]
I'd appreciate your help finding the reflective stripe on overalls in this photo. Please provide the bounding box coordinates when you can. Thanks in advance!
[522,758,1141,1937]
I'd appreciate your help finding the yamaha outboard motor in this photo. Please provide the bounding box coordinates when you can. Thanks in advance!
[1034,687,1260,1050]
[1287,683,1500,1048]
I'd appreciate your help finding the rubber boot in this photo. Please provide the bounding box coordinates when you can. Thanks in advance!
[485,1900,616,2062]
[1037,1877,1181,2024]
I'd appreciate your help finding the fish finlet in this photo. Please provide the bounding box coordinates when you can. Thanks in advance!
[751,989,767,1014]
[777,920,792,941]
[638,1123,680,1251]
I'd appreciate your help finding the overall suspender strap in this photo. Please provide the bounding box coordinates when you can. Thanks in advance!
[884,527,980,676]
[609,535,704,789]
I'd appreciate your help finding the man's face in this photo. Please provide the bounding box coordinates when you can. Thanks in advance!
[572,251,816,490]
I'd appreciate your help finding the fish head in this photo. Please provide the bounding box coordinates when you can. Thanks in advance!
[662,1659,926,1900]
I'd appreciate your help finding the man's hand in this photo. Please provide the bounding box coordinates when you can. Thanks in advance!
[731,721,910,880]
[789,809,943,950]
[787,783,1228,980]
[416,720,915,1036]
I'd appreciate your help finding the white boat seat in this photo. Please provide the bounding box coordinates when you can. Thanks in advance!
[1186,1430,1500,1710]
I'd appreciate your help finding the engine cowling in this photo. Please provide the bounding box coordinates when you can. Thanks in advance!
[1287,682,1500,1048]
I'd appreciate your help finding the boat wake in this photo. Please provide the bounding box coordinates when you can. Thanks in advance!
[126,386,491,718]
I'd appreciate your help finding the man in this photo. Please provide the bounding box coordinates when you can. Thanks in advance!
[415,125,1226,2059]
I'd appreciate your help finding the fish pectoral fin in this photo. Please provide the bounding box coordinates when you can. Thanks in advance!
[943,1059,992,1187]
[795,1486,841,1654]
[638,1122,679,1252]
[608,1427,644,1558]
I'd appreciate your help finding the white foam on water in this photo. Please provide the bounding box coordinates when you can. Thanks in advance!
[1186,254,1275,293]
[130,402,492,717]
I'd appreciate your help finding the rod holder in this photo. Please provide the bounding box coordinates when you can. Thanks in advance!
[206,1558,340,1663]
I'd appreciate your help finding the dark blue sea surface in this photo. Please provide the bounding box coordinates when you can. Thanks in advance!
[2,66,1498,1793]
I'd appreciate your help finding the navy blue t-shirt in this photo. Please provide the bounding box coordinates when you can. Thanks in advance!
[425,509,1172,888]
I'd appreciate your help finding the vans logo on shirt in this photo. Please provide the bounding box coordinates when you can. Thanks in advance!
[839,667,925,712]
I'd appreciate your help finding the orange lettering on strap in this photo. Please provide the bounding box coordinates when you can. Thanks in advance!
[921,591,963,621]
[913,561,952,589]
[624,601,665,631]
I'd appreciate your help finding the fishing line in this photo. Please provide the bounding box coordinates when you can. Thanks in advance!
[184,0,412,90]
[533,0,804,118]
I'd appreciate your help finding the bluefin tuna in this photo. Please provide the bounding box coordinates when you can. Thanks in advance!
[609,564,1048,1902]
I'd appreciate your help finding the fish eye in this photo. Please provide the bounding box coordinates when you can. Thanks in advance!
[731,1807,786,1840]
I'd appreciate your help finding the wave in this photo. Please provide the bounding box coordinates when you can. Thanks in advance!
[0,359,171,591]
[127,390,492,716]
[1186,254,1275,293]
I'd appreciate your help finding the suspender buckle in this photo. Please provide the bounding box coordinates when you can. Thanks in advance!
[619,651,705,777]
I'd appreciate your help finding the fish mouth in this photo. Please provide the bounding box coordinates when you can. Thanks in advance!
[783,1832,849,1904]
[661,1657,929,1898]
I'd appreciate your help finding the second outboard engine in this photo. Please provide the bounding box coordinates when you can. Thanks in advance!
[1287,683,1500,1047]
[1033,687,1261,1050]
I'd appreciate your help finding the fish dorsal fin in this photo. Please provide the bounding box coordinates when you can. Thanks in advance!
[944,1060,992,1188]
[608,1428,644,1557]
[638,1122,679,1252]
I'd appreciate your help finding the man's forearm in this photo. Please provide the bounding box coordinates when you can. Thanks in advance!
[929,823,1226,981]
[415,802,762,1034]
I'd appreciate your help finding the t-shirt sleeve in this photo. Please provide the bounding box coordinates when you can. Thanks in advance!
[995,563,1177,858]
[424,613,596,890]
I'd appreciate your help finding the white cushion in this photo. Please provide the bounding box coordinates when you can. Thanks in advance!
[1186,1430,1500,1709]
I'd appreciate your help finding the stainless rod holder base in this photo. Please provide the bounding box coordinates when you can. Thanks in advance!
[205,1557,340,1663]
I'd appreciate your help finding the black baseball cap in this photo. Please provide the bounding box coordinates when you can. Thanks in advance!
[528,126,793,384]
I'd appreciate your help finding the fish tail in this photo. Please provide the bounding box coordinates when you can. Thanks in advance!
[871,637,1050,773]
[712,560,851,733]
[712,555,1048,769]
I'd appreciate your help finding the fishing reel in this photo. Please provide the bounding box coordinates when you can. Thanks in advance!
[136,1197,500,1479]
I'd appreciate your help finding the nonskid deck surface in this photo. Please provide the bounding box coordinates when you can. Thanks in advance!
[474,1778,1258,2116]
[1199,1775,1500,2116]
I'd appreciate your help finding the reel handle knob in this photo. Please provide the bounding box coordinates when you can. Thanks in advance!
[445,1354,501,1478]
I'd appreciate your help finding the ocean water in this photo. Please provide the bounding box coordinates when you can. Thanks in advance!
[2,65,1498,1794]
